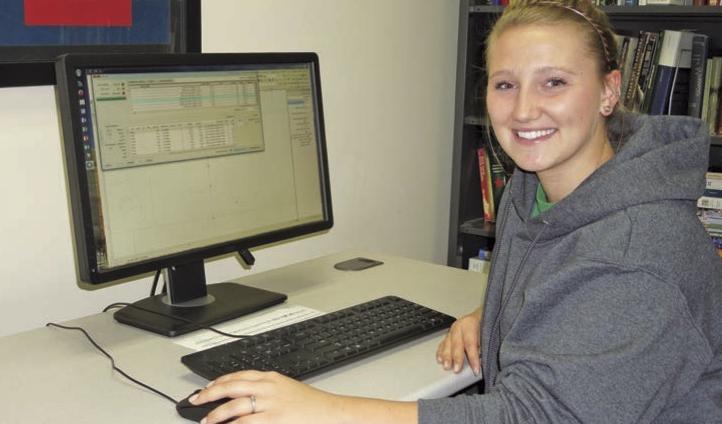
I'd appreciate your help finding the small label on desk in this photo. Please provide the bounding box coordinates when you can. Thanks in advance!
[174,305,323,351]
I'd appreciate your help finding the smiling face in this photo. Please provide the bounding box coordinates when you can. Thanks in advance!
[486,23,619,199]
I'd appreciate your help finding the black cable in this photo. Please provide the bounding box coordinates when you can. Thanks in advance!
[149,269,161,296]
[102,302,251,339]
[45,322,179,405]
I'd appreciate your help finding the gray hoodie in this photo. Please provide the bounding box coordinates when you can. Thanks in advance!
[420,113,722,423]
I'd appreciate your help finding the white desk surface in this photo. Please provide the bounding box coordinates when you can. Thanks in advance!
[0,251,486,423]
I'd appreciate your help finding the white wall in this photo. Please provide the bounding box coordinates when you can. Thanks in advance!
[0,0,459,337]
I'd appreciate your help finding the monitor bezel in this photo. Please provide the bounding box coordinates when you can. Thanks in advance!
[55,52,333,285]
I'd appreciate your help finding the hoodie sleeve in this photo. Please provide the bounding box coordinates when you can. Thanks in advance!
[418,263,713,424]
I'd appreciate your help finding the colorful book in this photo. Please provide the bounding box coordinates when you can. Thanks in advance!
[477,147,495,222]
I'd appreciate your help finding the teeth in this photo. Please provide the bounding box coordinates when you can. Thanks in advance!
[517,129,555,139]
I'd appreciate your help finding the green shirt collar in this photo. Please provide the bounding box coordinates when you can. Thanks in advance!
[531,184,554,217]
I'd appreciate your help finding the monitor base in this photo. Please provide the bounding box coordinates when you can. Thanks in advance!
[113,282,287,337]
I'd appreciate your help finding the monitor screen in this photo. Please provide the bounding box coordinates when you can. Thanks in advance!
[55,53,333,336]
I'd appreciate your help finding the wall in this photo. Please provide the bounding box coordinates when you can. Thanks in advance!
[0,0,459,337]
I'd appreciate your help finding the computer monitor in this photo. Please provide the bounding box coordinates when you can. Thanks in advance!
[54,52,333,336]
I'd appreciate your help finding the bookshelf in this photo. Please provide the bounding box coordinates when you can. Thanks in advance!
[447,2,722,269]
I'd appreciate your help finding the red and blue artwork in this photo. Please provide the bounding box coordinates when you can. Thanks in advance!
[0,0,170,45]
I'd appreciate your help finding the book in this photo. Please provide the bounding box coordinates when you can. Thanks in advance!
[705,58,722,135]
[698,196,722,210]
[688,34,710,118]
[490,159,508,217]
[468,249,491,273]
[619,35,640,103]
[477,147,495,222]
[702,58,715,126]
[624,31,652,109]
[647,30,694,115]
[668,32,694,115]
[706,172,722,191]
[698,191,722,209]
[638,31,663,113]
[645,0,686,4]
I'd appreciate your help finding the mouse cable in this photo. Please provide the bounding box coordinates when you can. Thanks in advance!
[46,322,179,405]
[102,302,252,339]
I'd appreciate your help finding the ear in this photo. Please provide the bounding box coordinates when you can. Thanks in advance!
[599,69,621,117]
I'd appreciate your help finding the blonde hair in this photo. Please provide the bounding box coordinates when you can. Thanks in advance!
[485,0,619,76]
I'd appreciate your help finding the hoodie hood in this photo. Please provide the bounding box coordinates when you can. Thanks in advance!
[508,113,710,240]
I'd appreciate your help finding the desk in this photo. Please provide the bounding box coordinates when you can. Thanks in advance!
[0,251,486,423]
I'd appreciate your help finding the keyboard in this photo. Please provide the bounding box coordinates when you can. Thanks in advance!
[181,295,456,380]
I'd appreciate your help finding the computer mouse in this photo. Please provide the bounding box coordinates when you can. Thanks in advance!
[176,389,234,423]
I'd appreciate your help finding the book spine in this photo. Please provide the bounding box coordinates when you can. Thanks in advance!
[704,188,722,198]
[698,196,722,210]
[707,58,722,135]
[490,160,507,217]
[640,32,663,113]
[620,36,639,101]
[717,97,722,135]
[636,32,660,112]
[477,147,495,222]
[688,35,709,118]
[648,65,675,115]
[624,32,650,109]
[641,32,666,113]
[702,58,714,124]
[706,172,722,191]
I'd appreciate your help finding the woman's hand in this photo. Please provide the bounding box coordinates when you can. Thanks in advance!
[189,370,417,424]
[436,307,482,375]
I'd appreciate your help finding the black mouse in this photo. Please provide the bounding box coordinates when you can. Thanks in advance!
[176,389,234,423]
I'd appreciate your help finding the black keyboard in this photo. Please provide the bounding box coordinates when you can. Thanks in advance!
[181,296,455,380]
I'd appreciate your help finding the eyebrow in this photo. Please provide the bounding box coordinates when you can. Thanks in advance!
[488,65,579,79]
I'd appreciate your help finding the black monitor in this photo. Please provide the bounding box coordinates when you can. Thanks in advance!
[54,52,333,336]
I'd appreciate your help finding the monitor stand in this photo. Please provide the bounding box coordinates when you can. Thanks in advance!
[113,258,287,337]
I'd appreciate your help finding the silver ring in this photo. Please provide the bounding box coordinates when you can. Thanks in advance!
[249,394,257,414]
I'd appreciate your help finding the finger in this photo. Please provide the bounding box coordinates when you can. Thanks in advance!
[464,335,481,375]
[439,331,455,370]
[204,395,257,424]
[436,333,449,363]
[449,325,466,373]
[192,380,257,406]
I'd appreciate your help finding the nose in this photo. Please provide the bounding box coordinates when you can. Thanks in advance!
[511,85,540,122]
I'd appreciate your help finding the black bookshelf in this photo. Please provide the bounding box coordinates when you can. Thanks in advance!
[448,2,722,268]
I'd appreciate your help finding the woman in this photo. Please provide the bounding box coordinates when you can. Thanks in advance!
[191,0,722,422]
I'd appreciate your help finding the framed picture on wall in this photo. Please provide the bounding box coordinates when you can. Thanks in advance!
[0,0,201,87]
